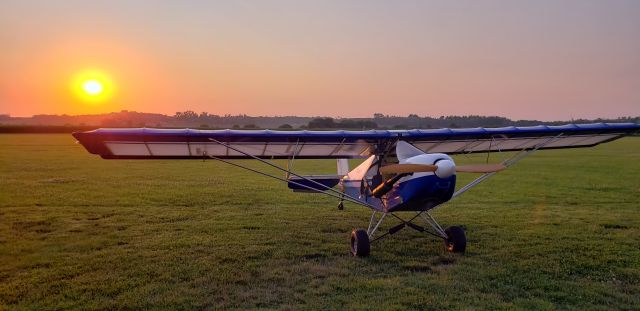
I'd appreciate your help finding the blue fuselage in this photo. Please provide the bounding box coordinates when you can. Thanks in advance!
[385,174,457,212]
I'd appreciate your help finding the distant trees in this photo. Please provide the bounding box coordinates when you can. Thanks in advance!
[308,118,336,129]
[338,119,378,129]
[307,117,378,129]
[173,111,590,129]
[174,110,199,121]
[170,111,310,128]
[174,111,222,124]
[5,110,636,130]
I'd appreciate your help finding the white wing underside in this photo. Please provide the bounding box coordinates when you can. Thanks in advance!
[73,124,638,159]
[101,133,623,158]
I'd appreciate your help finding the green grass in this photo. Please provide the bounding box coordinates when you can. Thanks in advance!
[1,134,639,310]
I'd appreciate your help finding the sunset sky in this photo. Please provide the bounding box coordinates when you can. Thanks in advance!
[1,0,638,120]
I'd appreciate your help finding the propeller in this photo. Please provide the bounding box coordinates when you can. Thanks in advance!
[379,163,505,175]
[379,164,437,174]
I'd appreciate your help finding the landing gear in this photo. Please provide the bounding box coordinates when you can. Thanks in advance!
[349,210,468,257]
[350,229,370,257]
[444,226,466,253]
[337,201,344,210]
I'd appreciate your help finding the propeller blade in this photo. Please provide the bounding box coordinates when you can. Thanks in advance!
[455,164,506,173]
[379,164,438,174]
[380,163,506,175]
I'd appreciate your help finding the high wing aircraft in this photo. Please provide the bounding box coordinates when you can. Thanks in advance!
[73,123,639,257]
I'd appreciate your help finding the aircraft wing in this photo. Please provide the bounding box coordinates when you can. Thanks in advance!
[73,123,639,159]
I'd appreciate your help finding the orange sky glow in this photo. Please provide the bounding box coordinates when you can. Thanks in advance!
[0,1,638,121]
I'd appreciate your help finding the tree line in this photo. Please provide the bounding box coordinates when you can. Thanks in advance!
[0,110,637,132]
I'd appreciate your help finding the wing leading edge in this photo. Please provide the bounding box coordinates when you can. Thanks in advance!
[72,123,639,159]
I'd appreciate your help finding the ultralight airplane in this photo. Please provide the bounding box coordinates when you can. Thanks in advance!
[73,122,639,257]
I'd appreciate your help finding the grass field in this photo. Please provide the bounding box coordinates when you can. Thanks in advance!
[1,134,639,310]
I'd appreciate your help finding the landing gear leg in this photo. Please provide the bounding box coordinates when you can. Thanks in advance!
[349,211,468,256]
[418,212,466,254]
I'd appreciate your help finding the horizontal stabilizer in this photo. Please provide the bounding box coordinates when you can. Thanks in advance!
[287,175,340,192]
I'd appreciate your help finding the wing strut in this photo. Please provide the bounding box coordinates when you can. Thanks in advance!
[207,138,376,209]
[208,155,377,209]
[449,133,564,202]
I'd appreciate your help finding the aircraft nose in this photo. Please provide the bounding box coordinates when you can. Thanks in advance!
[435,160,455,178]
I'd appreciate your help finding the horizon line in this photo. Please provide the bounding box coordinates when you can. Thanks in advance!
[2,110,639,122]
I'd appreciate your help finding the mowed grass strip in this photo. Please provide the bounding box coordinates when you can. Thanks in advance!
[0,134,639,310]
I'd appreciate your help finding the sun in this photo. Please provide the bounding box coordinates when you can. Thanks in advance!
[82,79,104,96]
[72,70,114,103]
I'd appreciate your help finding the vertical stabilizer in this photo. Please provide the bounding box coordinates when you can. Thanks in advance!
[345,155,376,181]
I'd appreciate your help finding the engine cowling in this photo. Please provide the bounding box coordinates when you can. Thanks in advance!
[434,159,455,178]
[403,153,456,179]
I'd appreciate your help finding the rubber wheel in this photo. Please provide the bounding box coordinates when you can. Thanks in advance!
[444,226,466,253]
[350,229,370,257]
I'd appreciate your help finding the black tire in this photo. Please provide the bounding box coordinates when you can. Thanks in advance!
[350,229,370,257]
[444,226,466,253]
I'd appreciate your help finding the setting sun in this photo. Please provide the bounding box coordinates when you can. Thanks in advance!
[72,70,114,104]
[82,79,104,96]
